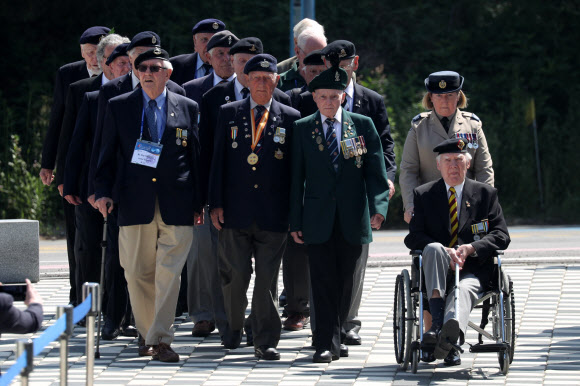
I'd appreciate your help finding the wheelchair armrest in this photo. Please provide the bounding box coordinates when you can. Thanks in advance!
[410,249,423,257]
[493,250,505,266]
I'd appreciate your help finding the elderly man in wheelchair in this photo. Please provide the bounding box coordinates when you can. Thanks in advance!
[399,137,511,370]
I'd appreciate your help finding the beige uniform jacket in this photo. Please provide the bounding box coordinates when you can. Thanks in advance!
[400,109,494,210]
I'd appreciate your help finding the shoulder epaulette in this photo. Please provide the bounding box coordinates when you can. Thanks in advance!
[412,112,428,123]
[462,111,481,122]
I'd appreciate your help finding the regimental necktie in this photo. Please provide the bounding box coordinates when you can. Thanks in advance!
[241,87,249,99]
[449,187,458,247]
[202,63,212,76]
[254,105,266,155]
[325,118,339,171]
[441,117,450,133]
[147,99,159,143]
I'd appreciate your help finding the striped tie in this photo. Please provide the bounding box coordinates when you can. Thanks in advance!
[325,118,339,171]
[449,187,458,247]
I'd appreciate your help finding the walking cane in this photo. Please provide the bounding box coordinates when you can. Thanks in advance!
[95,202,110,359]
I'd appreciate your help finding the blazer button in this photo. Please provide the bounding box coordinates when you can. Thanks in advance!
[254,184,258,189]
[152,178,157,182]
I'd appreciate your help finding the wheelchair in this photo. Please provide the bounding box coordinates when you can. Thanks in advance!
[393,249,515,374]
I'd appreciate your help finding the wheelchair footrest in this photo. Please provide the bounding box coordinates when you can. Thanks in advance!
[469,343,509,353]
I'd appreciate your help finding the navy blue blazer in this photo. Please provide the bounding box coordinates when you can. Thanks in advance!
[208,98,301,232]
[170,52,206,86]
[95,89,203,226]
[41,60,90,169]
[55,74,103,186]
[183,74,214,106]
[198,81,293,194]
[405,178,510,284]
[87,73,185,197]
[63,90,100,200]
[296,83,397,181]
[0,293,43,335]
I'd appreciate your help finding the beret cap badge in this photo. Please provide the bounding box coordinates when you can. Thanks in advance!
[335,71,340,81]
[151,36,157,44]
[339,49,347,58]
[439,80,447,89]
[250,45,256,52]
[212,22,219,29]
[153,47,161,54]
[457,139,465,150]
[260,59,270,68]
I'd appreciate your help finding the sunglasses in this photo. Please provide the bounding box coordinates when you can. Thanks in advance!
[137,64,165,73]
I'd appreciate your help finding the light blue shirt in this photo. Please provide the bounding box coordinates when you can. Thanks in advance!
[195,54,212,79]
[142,88,167,142]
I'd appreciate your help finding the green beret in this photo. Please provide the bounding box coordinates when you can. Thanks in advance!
[308,67,348,92]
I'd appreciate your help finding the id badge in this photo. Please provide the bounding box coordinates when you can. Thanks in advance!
[131,139,163,168]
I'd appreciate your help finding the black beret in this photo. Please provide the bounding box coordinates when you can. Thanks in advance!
[433,137,468,154]
[303,49,324,66]
[134,48,169,68]
[243,54,277,74]
[79,26,110,45]
[127,31,161,52]
[322,40,356,67]
[206,30,239,52]
[425,71,464,94]
[230,37,263,56]
[309,67,348,92]
[192,19,226,35]
[106,43,129,65]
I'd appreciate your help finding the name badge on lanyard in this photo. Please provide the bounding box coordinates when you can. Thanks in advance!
[131,108,163,168]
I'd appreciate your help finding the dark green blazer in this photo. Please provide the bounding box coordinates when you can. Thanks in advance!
[289,109,390,245]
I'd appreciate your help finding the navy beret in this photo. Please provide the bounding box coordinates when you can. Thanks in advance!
[243,54,277,74]
[134,48,169,68]
[192,19,226,35]
[308,67,348,92]
[79,26,110,45]
[206,30,239,52]
[303,49,324,66]
[127,31,161,52]
[425,71,464,94]
[433,137,468,154]
[230,37,263,56]
[322,40,356,67]
[106,43,129,65]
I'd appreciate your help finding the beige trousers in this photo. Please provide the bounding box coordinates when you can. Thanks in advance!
[118,202,193,345]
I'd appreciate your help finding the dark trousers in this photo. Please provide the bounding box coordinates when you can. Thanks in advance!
[307,220,362,357]
[73,202,103,304]
[63,198,77,305]
[282,235,310,315]
[104,208,131,327]
[218,223,286,348]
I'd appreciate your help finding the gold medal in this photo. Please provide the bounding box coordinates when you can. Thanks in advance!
[182,140,187,147]
[247,152,259,165]
[319,144,324,151]
[274,149,284,160]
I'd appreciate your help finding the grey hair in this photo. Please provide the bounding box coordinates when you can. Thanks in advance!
[293,18,324,39]
[297,27,327,49]
[164,60,173,70]
[97,34,130,69]
[436,152,473,163]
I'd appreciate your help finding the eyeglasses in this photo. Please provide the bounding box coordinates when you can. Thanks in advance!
[137,64,165,73]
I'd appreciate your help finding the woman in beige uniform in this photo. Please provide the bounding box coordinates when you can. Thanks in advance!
[399,71,495,365]
[400,71,494,224]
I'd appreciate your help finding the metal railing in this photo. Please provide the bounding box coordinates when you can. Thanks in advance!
[0,282,100,386]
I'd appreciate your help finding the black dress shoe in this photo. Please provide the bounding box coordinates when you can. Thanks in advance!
[313,350,334,363]
[435,319,460,360]
[121,324,138,337]
[421,351,436,363]
[222,329,242,349]
[443,349,461,366]
[255,346,280,360]
[339,344,349,357]
[344,330,361,345]
[245,325,253,346]
[101,319,121,340]
[423,324,441,345]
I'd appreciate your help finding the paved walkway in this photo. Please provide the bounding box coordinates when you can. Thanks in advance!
[1,263,579,385]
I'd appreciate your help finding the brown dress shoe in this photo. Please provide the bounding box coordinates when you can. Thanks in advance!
[138,337,155,356]
[283,313,310,331]
[153,342,179,362]
[192,320,216,337]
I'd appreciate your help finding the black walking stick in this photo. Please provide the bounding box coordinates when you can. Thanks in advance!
[95,202,110,359]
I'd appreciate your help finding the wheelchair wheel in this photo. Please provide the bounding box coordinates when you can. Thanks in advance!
[393,269,413,370]
[498,277,515,374]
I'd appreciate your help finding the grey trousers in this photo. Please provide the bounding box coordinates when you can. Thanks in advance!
[186,208,227,334]
[343,243,370,333]
[423,242,483,334]
[218,223,286,348]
